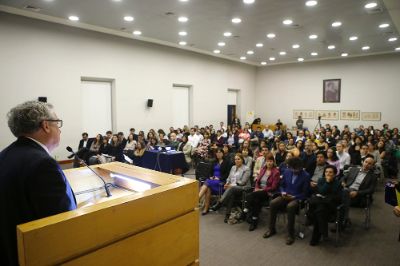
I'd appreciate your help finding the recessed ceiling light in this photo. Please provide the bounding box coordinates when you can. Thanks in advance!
[178,31,187,36]
[305,1,318,7]
[223,32,232,37]
[266,33,276,39]
[341,53,348,57]
[395,47,400,51]
[68,15,79,21]
[133,30,142,35]
[292,44,300,49]
[362,46,370,50]
[331,21,342,27]
[279,51,287,55]
[112,0,122,2]
[309,34,318,39]
[213,50,221,54]
[261,61,267,65]
[247,50,254,55]
[218,42,226,47]
[232,17,242,24]
[379,23,389,28]
[256,43,263,47]
[328,45,335,50]
[240,56,246,60]
[243,0,255,4]
[269,57,275,61]
[388,37,398,42]
[124,16,134,22]
[311,52,318,56]
[298,58,304,62]
[179,0,189,2]
[364,2,377,9]
[178,16,188,22]
[283,19,293,25]
[179,41,187,46]
[349,36,358,41]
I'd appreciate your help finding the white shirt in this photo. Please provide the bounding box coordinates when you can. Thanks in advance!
[262,129,274,140]
[188,134,201,148]
[337,151,351,170]
[27,137,50,155]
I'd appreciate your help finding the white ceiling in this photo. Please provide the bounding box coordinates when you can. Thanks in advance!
[0,0,399,66]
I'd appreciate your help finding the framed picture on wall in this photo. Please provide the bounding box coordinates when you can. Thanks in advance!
[340,110,360,120]
[361,112,381,121]
[323,79,341,103]
[293,110,314,119]
[315,110,339,120]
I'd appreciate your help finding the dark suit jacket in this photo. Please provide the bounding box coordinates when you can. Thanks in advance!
[78,138,94,150]
[343,166,377,196]
[0,137,77,266]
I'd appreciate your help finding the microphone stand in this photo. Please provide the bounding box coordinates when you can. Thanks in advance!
[67,147,112,197]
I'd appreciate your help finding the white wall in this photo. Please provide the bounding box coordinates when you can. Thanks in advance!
[0,13,256,159]
[255,54,400,130]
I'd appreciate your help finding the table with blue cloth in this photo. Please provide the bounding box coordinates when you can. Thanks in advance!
[141,150,189,174]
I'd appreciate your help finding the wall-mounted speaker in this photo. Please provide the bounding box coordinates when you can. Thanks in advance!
[38,97,47,103]
[147,99,153,107]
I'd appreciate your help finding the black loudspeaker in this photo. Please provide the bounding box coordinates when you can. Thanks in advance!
[147,99,153,107]
[38,97,47,103]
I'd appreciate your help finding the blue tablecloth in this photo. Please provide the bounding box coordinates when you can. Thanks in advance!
[141,150,189,174]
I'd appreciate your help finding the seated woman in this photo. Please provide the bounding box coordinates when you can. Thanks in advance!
[326,147,340,175]
[194,132,211,162]
[87,134,103,165]
[123,133,137,159]
[108,134,124,162]
[146,137,158,150]
[132,141,146,166]
[198,148,231,215]
[241,148,253,170]
[245,152,280,231]
[308,165,342,246]
[211,153,251,223]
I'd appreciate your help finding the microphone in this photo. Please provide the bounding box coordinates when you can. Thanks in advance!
[66,146,112,197]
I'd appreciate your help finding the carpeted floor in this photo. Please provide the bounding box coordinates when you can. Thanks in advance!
[187,168,400,266]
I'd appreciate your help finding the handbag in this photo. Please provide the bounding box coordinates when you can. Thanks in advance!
[384,182,400,206]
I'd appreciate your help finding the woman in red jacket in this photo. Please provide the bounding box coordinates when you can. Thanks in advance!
[245,152,280,231]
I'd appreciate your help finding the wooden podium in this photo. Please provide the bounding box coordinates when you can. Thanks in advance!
[17,162,199,266]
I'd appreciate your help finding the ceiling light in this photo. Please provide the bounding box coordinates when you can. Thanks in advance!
[388,37,398,42]
[298,58,304,62]
[247,50,254,55]
[232,18,242,24]
[223,32,232,37]
[328,45,335,50]
[179,0,189,2]
[283,19,293,25]
[269,57,275,61]
[261,61,267,65]
[395,47,400,51]
[243,0,255,4]
[267,33,276,39]
[305,1,318,7]
[133,30,142,35]
[179,41,187,46]
[178,16,188,22]
[309,34,318,39]
[341,53,348,57]
[256,43,263,47]
[178,31,187,36]
[124,16,134,22]
[311,52,318,56]
[279,51,286,55]
[213,50,221,54]
[218,42,226,46]
[362,46,370,50]
[364,2,377,9]
[112,0,122,2]
[331,21,342,27]
[240,56,246,60]
[349,36,358,41]
[68,15,79,21]
[379,23,389,28]
[292,44,300,49]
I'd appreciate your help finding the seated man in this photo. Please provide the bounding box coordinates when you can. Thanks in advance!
[341,155,377,227]
[310,151,329,189]
[71,132,93,166]
[263,157,310,245]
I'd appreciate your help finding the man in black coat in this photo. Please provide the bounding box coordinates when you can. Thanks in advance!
[0,101,77,266]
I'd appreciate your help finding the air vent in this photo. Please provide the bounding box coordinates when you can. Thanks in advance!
[24,5,41,12]
[288,24,300,29]
[366,7,383,14]
[165,12,175,16]
[233,35,240,38]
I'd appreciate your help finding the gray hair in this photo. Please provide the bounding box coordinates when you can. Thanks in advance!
[7,101,54,137]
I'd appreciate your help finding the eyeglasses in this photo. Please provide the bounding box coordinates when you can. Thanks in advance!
[43,119,63,128]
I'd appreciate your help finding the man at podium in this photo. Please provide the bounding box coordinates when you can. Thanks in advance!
[0,101,77,266]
